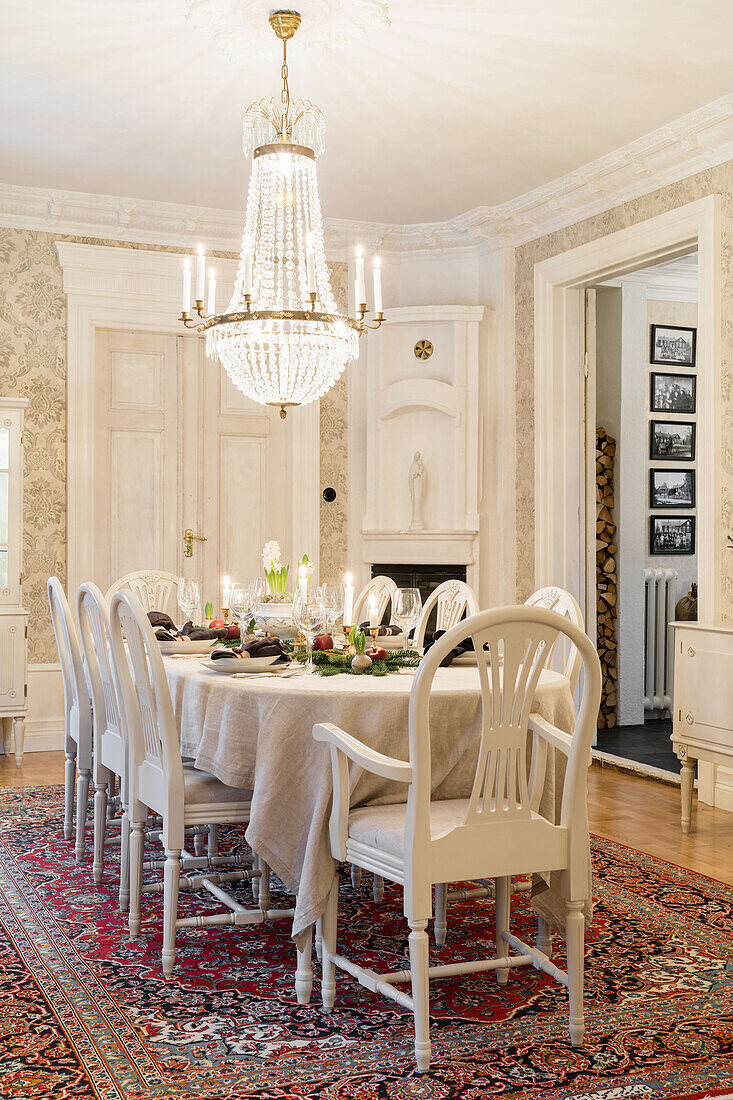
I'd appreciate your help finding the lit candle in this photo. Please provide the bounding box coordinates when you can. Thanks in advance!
[196,244,206,303]
[372,256,383,314]
[355,245,366,307]
[343,573,354,625]
[207,269,216,316]
[243,239,253,296]
[369,596,379,629]
[182,258,191,314]
[306,232,316,295]
[222,575,231,609]
[298,564,308,598]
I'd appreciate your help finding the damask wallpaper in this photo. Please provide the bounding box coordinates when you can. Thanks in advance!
[0,225,348,662]
[514,161,733,616]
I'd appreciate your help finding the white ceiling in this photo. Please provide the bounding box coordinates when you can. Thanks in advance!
[2,0,733,225]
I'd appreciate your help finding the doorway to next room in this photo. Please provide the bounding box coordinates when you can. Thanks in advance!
[591,252,698,778]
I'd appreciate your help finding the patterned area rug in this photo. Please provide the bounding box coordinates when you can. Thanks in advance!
[1,785,733,1099]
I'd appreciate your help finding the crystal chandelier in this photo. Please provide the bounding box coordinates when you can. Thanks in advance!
[179,10,385,418]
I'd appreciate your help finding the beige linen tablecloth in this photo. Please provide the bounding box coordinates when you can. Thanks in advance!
[166,660,584,946]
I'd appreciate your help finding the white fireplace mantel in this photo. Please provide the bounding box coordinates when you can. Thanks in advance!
[360,304,484,589]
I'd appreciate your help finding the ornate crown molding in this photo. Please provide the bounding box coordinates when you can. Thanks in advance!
[1,94,732,254]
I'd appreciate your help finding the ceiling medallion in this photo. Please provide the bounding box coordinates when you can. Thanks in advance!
[178,10,386,418]
[185,0,391,58]
[414,339,433,360]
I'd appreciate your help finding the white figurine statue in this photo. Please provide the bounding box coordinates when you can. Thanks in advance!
[409,451,425,531]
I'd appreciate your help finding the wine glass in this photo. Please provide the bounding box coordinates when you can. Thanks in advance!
[392,587,422,648]
[229,584,246,640]
[293,589,325,674]
[320,582,344,640]
[177,577,200,626]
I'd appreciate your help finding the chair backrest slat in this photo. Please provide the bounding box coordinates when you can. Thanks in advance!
[48,577,92,765]
[105,571,180,621]
[353,575,398,627]
[524,586,584,692]
[407,607,600,847]
[413,580,479,648]
[108,590,184,818]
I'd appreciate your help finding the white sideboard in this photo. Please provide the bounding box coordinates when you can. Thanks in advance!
[671,620,733,833]
[0,398,28,764]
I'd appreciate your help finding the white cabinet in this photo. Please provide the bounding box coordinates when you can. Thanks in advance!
[0,399,28,764]
[671,620,733,833]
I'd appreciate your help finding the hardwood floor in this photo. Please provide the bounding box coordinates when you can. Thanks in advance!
[1,752,732,886]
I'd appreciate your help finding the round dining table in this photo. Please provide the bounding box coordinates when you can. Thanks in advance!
[164,657,580,945]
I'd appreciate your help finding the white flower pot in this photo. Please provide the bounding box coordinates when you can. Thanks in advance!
[255,601,298,640]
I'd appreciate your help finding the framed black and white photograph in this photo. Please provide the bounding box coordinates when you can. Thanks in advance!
[649,468,695,509]
[649,419,696,461]
[649,515,695,555]
[650,371,696,413]
[650,323,696,367]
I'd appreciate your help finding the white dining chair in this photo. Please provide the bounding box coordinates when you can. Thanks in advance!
[48,577,93,863]
[313,605,601,1072]
[412,579,479,649]
[352,575,398,628]
[77,583,130,897]
[105,570,180,622]
[524,586,584,693]
[108,590,266,976]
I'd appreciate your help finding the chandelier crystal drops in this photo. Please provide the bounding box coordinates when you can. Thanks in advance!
[179,9,385,417]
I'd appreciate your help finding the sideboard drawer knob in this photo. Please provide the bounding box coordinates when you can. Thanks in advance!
[687,646,696,657]
[686,712,694,725]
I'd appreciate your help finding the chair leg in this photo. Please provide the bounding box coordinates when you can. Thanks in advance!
[75,768,91,863]
[408,918,431,1073]
[64,752,76,842]
[258,858,271,913]
[295,924,314,1005]
[494,875,510,985]
[251,854,260,902]
[207,823,219,857]
[193,828,205,857]
[93,782,108,883]
[119,811,130,913]
[321,874,338,1011]
[351,865,362,889]
[536,915,553,956]
[162,848,181,977]
[128,820,145,937]
[434,883,447,947]
[565,900,585,1047]
[373,874,384,903]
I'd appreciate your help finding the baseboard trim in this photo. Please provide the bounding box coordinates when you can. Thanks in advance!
[1,719,64,755]
[592,749,682,787]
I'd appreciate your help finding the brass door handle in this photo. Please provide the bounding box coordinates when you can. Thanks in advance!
[184,529,207,558]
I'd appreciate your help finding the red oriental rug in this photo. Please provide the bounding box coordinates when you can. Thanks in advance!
[1,785,733,1099]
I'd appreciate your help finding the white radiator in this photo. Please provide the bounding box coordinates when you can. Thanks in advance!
[644,568,677,711]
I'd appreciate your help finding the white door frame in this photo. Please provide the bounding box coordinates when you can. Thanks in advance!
[534,195,721,623]
[57,242,320,597]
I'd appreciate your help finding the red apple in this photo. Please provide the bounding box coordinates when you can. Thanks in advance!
[366,646,388,661]
[314,634,334,650]
[225,624,240,640]
[209,619,225,628]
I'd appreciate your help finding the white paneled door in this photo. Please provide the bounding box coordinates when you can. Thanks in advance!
[94,329,290,616]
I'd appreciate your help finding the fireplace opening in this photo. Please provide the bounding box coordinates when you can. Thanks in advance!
[370,564,468,635]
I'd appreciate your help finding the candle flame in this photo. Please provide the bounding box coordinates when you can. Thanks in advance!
[197,244,204,256]
[344,572,352,585]
[356,245,363,259]
[373,256,381,270]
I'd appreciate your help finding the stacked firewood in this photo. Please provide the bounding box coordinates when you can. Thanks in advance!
[596,427,617,728]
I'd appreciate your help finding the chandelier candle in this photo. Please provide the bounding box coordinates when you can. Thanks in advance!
[207,270,216,317]
[177,9,386,417]
[195,245,206,305]
[373,258,383,316]
[182,259,191,315]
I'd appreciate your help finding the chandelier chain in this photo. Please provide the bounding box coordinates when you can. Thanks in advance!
[281,39,291,138]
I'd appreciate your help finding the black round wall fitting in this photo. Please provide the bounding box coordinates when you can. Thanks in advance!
[322,487,337,503]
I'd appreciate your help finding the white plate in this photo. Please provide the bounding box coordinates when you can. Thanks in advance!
[376,634,406,650]
[159,639,217,655]
[201,655,287,674]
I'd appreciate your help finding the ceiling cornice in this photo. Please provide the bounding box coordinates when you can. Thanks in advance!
[1,94,732,254]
